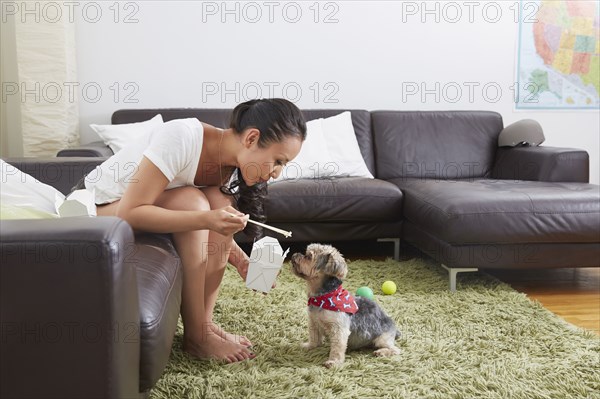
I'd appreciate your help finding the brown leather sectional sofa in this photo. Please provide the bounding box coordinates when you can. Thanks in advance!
[2,108,598,398]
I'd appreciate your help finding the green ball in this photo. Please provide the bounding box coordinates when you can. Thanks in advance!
[356,286,374,300]
[381,281,397,295]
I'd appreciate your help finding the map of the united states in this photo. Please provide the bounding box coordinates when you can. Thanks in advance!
[518,0,599,109]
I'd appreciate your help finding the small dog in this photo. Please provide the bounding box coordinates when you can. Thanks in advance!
[290,244,401,368]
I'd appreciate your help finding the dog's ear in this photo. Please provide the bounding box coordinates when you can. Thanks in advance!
[314,253,331,272]
[330,253,348,279]
[316,252,347,279]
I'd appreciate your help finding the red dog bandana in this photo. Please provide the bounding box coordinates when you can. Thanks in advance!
[308,285,359,314]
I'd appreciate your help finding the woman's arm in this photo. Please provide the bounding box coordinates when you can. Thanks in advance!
[116,156,247,235]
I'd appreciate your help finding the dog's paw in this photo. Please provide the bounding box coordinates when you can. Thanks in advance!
[301,342,318,351]
[323,359,343,368]
[374,347,401,357]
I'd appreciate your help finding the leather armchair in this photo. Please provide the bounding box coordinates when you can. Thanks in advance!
[1,158,182,399]
[1,217,141,398]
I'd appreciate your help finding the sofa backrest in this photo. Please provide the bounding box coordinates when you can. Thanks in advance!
[112,108,376,176]
[372,111,503,180]
[3,157,105,195]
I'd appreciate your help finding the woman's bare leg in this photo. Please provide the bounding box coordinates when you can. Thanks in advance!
[199,186,252,347]
[97,187,254,363]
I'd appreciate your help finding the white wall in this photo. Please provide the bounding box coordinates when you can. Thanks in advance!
[74,1,599,183]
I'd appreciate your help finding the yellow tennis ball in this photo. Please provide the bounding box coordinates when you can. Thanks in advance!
[381,281,397,295]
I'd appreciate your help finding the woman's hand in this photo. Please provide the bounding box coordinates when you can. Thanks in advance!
[205,206,249,236]
[228,242,278,294]
[233,255,250,281]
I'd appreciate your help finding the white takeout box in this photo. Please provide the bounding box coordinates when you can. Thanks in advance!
[54,188,97,217]
[246,236,289,293]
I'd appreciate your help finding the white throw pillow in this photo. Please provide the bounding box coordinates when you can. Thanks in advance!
[90,114,164,153]
[0,159,61,216]
[0,204,57,220]
[320,111,373,179]
[271,118,334,182]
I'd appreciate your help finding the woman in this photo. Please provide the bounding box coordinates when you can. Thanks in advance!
[84,99,306,363]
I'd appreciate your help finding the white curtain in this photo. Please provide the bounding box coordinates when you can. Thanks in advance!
[1,11,79,157]
[0,13,22,157]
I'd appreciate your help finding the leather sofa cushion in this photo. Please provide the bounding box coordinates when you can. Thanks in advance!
[133,233,182,392]
[266,177,403,223]
[112,108,375,175]
[390,178,600,245]
[373,111,503,180]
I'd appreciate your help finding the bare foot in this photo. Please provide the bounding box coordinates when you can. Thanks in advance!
[210,323,253,347]
[183,333,255,364]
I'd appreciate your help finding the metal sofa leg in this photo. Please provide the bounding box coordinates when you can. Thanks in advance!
[377,238,401,261]
[441,264,479,291]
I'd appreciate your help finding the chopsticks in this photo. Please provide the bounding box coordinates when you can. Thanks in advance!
[225,212,292,238]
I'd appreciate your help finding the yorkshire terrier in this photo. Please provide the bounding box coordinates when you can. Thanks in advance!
[290,244,401,368]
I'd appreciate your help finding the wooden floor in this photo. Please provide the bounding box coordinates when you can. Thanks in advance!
[298,241,600,335]
[488,267,600,334]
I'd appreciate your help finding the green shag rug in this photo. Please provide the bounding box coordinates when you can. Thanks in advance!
[149,257,600,399]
